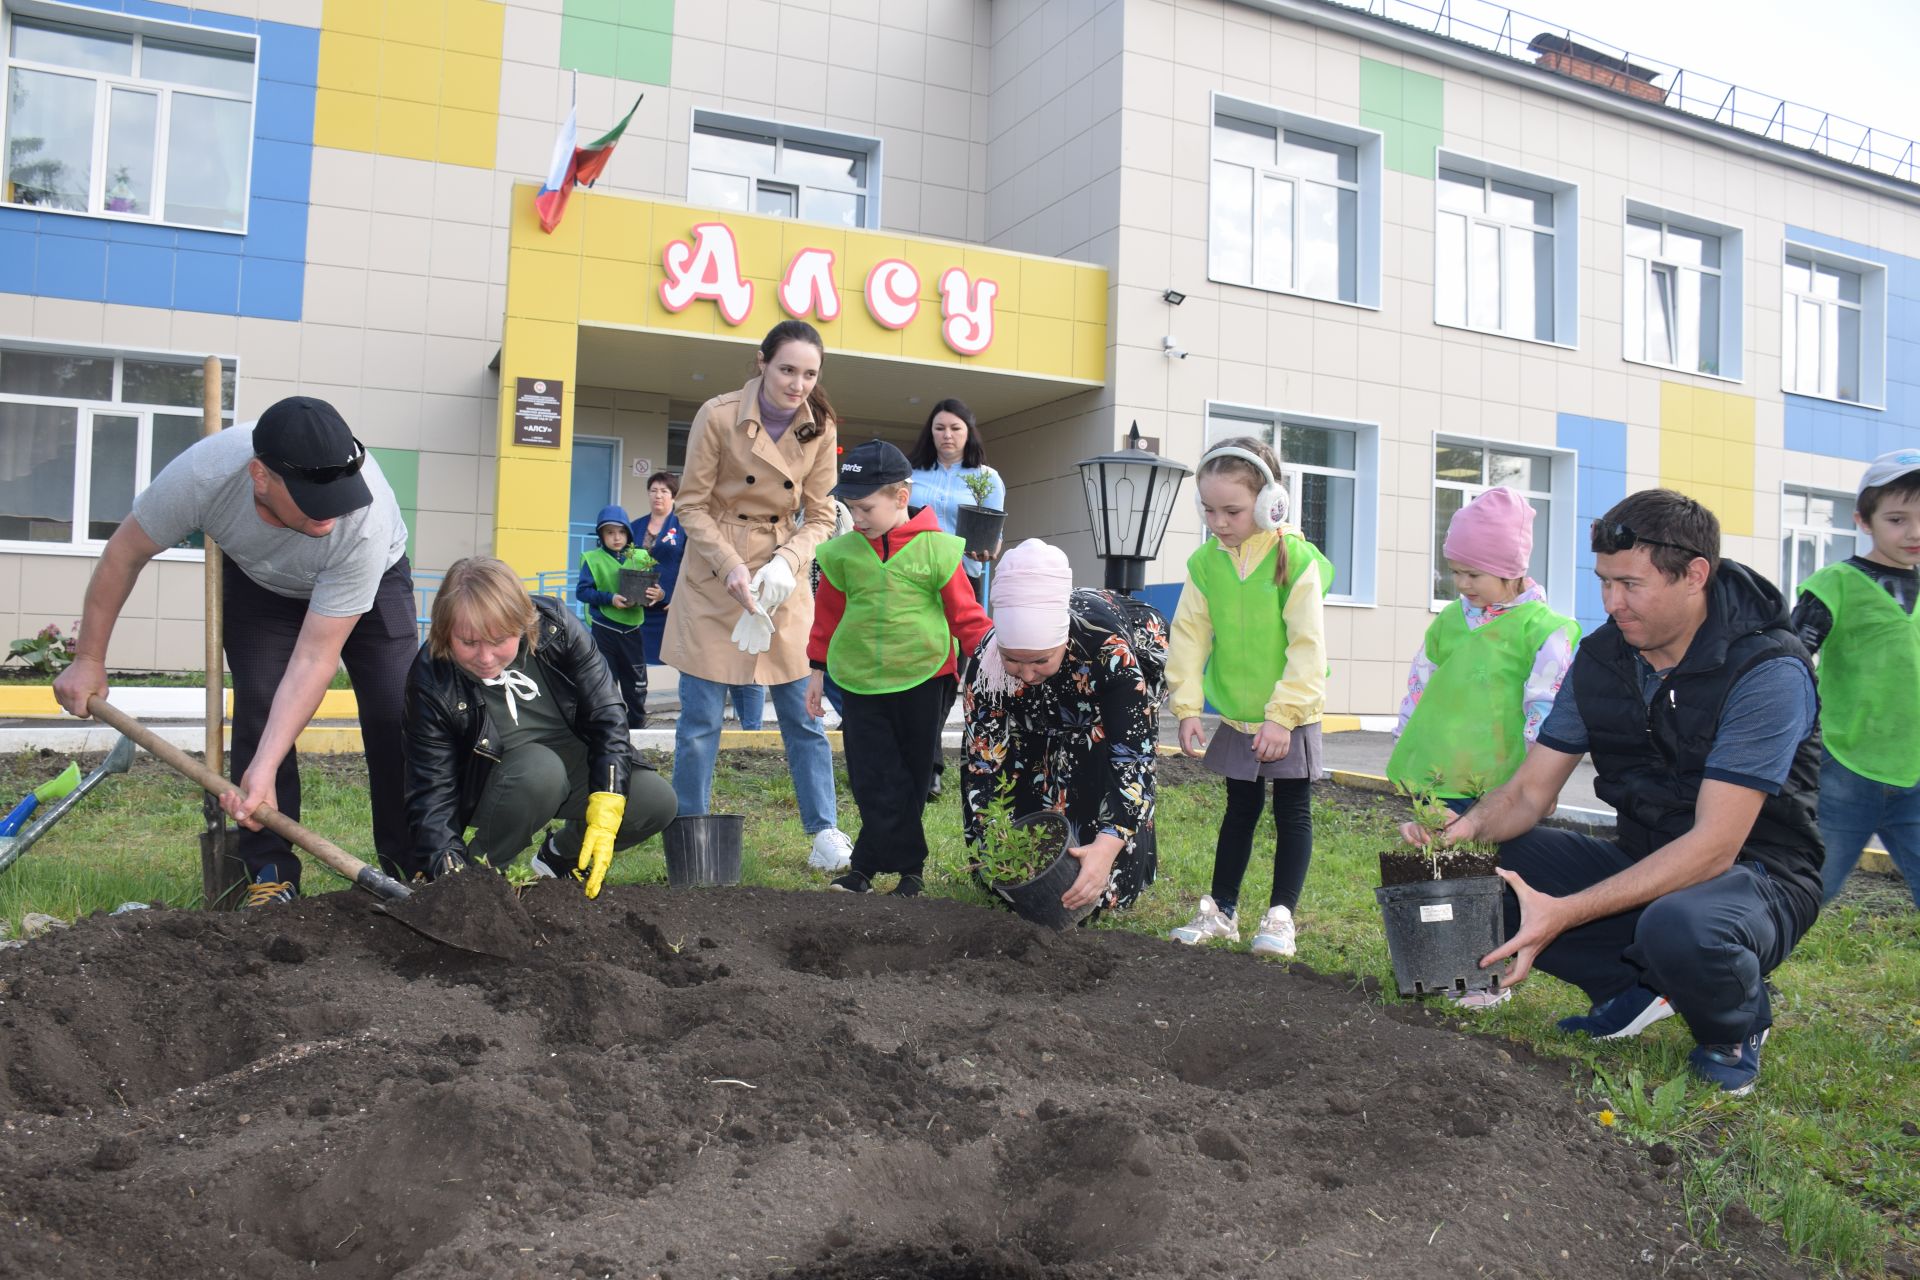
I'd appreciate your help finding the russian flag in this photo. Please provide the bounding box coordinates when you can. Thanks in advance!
[535,95,643,234]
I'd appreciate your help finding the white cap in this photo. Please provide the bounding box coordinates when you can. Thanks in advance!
[1859,448,1920,498]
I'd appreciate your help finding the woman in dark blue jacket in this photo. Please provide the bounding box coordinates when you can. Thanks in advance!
[635,471,685,666]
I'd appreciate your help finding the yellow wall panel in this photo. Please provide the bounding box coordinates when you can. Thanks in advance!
[441,51,500,113]
[900,314,962,365]
[515,187,581,254]
[1073,321,1107,382]
[437,107,495,169]
[323,0,381,38]
[898,239,951,302]
[376,99,438,162]
[779,223,846,271]
[384,1,444,48]
[836,299,901,355]
[1018,314,1072,376]
[1074,269,1108,325]
[500,318,578,386]
[313,87,376,151]
[496,459,571,528]
[492,527,568,578]
[579,259,649,326]
[1020,257,1080,320]
[581,193,651,263]
[841,233,907,287]
[444,0,507,57]
[379,42,441,106]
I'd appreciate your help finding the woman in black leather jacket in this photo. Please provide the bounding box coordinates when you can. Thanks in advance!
[404,557,676,892]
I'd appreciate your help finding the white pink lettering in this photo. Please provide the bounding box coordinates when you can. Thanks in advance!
[938,267,997,356]
[659,223,753,326]
[778,248,841,322]
[865,259,920,330]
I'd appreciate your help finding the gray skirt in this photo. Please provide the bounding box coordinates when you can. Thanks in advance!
[1201,720,1324,782]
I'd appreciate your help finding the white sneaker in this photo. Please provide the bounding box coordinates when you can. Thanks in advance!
[808,827,853,872]
[1249,904,1296,957]
[1169,895,1238,945]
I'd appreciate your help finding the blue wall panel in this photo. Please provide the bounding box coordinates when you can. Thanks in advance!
[0,0,314,321]
[1782,226,1920,465]
[1559,413,1628,636]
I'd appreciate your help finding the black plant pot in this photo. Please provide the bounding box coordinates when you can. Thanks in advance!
[954,504,1006,556]
[662,815,744,888]
[1373,875,1508,998]
[618,568,659,603]
[992,812,1093,931]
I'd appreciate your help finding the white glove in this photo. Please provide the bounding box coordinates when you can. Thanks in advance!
[750,557,797,613]
[731,608,775,655]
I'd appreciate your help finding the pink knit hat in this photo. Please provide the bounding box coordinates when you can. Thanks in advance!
[1443,486,1534,579]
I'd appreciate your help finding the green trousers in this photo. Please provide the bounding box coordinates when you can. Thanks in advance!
[468,743,677,868]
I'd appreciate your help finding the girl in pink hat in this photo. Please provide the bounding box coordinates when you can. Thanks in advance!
[1388,485,1580,1001]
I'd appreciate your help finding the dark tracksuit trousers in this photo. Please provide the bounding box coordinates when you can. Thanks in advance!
[591,620,649,729]
[223,556,419,888]
[842,673,948,878]
[1497,826,1803,1045]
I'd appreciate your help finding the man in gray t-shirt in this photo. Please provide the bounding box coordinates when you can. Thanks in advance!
[54,397,421,902]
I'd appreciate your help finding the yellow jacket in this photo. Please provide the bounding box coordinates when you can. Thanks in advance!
[1167,527,1327,731]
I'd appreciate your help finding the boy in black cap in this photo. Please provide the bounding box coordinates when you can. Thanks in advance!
[54,396,418,905]
[805,440,991,894]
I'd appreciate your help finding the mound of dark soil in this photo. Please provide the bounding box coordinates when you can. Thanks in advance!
[0,884,1806,1279]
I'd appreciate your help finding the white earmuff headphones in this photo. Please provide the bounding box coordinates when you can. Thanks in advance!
[1195,445,1290,531]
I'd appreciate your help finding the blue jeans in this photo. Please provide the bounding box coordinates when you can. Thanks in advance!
[1817,751,1920,907]
[729,683,765,730]
[672,672,837,833]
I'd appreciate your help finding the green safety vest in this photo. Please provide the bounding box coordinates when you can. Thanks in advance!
[1801,561,1920,786]
[1187,533,1334,724]
[582,546,651,627]
[1386,599,1579,799]
[816,529,965,694]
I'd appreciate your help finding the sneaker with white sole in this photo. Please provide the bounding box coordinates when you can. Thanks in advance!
[1446,986,1513,1011]
[1169,895,1238,945]
[530,831,570,880]
[1688,1028,1768,1096]
[808,827,853,872]
[1557,984,1674,1040]
[1248,904,1296,957]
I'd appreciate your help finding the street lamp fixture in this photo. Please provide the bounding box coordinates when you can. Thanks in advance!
[1076,421,1192,595]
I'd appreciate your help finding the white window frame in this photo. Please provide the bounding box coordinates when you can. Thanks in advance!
[1782,241,1886,409]
[1429,434,1576,617]
[1206,92,1383,309]
[0,0,257,233]
[686,108,882,230]
[0,340,235,560]
[1621,200,1745,382]
[1779,482,1860,598]
[1203,401,1379,606]
[1434,150,1579,348]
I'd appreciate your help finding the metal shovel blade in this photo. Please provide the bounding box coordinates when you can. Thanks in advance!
[375,869,538,960]
[0,736,140,875]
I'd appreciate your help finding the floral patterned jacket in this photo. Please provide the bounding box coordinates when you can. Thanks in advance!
[961,588,1169,853]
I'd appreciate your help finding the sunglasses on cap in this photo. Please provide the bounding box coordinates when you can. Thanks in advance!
[1589,519,1708,563]
[260,436,368,485]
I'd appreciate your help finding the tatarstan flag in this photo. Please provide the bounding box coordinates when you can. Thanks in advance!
[535,95,643,234]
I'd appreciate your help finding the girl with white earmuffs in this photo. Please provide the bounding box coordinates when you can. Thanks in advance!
[1166,435,1332,957]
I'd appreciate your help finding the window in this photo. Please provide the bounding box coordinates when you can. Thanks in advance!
[3,8,254,230]
[1623,207,1743,379]
[687,111,879,229]
[1431,440,1559,606]
[1205,404,1380,604]
[1783,246,1886,407]
[0,344,234,551]
[1207,96,1382,306]
[1435,154,1577,345]
[1780,485,1856,597]
[666,419,689,469]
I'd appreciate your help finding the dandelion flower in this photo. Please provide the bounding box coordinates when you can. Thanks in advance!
[1598,1109,1616,1127]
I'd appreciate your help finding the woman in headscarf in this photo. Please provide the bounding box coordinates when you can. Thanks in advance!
[960,539,1170,915]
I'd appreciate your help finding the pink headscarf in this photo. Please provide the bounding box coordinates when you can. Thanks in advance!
[975,539,1074,696]
[1444,485,1534,579]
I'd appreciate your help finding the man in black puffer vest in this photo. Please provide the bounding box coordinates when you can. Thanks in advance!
[1405,490,1823,1096]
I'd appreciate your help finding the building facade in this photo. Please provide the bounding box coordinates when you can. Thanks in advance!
[2,0,1915,714]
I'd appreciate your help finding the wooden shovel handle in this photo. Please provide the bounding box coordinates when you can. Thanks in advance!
[86,696,411,902]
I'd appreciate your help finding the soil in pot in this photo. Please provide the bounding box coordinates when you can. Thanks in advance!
[986,811,1093,930]
[1377,847,1500,887]
[618,567,659,603]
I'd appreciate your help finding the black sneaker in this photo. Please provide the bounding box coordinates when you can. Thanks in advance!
[530,831,570,880]
[890,874,924,898]
[1688,1028,1768,1096]
[243,866,298,910]
[829,871,872,894]
[428,848,468,881]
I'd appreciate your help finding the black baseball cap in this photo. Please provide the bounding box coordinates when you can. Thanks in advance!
[831,439,913,499]
[252,397,373,520]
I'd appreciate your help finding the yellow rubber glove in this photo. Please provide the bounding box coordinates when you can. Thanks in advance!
[576,790,626,899]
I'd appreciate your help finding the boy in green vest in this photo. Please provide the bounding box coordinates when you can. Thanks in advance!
[575,504,655,729]
[806,440,992,896]
[1790,450,1920,907]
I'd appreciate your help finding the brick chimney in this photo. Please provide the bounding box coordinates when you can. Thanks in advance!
[1527,33,1666,104]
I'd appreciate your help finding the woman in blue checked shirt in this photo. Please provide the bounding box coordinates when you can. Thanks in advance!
[907,397,1004,800]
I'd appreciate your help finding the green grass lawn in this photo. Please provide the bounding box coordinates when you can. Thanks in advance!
[1,748,1913,1275]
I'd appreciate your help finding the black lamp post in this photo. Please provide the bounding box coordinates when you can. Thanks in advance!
[1076,421,1192,595]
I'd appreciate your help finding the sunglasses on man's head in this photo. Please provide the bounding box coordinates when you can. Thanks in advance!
[261,436,367,484]
[1589,519,1707,562]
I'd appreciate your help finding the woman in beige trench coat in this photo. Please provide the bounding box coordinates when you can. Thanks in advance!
[661,321,854,870]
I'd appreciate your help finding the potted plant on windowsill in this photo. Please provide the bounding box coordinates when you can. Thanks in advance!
[971,777,1089,930]
[1374,782,1508,999]
[954,468,1006,557]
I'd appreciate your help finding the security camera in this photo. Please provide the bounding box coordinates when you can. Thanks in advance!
[1163,335,1189,360]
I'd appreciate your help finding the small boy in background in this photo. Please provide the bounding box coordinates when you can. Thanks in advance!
[576,504,654,730]
[1790,449,1920,907]
[807,441,991,896]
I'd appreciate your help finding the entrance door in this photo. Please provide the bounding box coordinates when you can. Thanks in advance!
[568,436,620,612]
